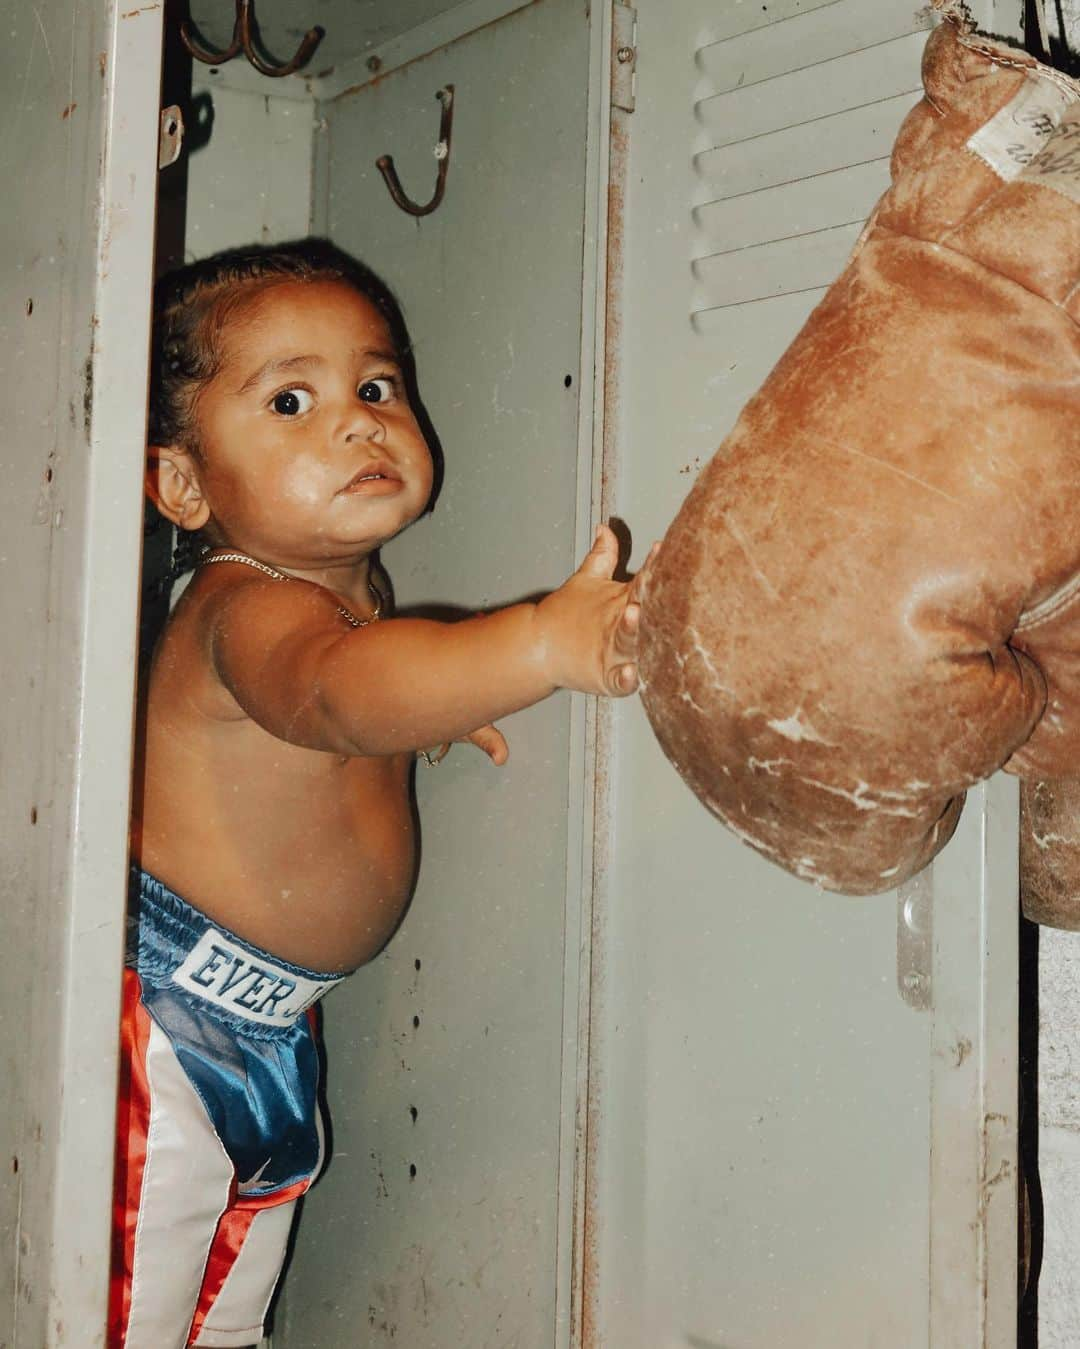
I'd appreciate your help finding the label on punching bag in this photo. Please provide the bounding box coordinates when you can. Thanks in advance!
[1020,103,1080,205]
[966,73,1078,183]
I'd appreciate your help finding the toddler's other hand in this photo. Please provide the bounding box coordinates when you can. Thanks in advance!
[462,722,508,765]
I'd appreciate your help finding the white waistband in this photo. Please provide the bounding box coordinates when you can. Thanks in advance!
[171,928,343,1027]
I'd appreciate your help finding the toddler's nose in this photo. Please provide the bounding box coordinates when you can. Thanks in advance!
[342,401,385,444]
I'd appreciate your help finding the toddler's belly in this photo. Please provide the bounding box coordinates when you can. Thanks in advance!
[135,757,418,972]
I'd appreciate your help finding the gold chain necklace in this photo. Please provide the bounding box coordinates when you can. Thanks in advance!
[199,549,381,629]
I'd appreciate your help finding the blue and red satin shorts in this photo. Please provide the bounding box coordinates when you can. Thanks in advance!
[109,869,344,1348]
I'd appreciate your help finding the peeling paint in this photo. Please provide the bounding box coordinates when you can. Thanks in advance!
[82,353,93,437]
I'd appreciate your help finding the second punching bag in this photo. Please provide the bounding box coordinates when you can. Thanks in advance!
[638,14,1080,894]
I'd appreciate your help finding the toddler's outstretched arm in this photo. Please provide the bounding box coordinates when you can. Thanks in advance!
[206,524,645,757]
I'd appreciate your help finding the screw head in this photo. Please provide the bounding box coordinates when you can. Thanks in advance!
[616,45,635,64]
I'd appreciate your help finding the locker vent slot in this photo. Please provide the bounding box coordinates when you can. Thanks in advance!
[690,0,931,332]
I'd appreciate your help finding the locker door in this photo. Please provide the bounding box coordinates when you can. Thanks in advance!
[585,2,1019,1346]
[0,1,162,1344]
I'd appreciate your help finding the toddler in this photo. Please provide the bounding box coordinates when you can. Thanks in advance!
[110,239,644,1348]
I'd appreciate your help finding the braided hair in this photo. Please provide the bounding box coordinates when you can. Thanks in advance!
[147,238,412,585]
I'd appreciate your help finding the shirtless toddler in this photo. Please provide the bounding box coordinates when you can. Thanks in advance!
[110,239,644,1348]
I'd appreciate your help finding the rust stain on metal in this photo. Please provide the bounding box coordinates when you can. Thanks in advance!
[973,1107,1015,1341]
[121,5,162,18]
[577,100,632,1349]
[61,103,77,120]
[599,113,629,528]
[83,353,94,438]
[577,716,612,1349]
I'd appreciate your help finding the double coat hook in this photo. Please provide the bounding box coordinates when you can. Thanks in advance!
[180,0,324,78]
[376,86,455,217]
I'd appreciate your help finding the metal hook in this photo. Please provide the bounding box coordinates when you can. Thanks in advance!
[179,0,323,79]
[376,86,455,218]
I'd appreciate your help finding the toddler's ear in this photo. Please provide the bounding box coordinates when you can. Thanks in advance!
[146,445,211,532]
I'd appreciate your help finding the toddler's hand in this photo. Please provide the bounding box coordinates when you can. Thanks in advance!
[419,723,508,766]
[536,524,652,698]
[461,722,508,765]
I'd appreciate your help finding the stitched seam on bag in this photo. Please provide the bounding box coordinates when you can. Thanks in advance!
[956,32,1080,100]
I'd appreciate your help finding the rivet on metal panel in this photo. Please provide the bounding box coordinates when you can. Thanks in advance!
[611,4,637,113]
[158,105,184,171]
[897,865,934,1011]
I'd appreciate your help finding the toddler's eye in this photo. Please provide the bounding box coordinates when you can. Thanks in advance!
[358,378,395,404]
[271,388,314,416]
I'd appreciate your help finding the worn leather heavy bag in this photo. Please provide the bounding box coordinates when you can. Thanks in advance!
[639,17,1080,895]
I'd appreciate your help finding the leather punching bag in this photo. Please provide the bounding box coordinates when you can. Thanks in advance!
[638,16,1080,894]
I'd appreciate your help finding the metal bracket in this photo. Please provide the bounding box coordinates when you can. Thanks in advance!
[158,105,184,170]
[897,865,933,1011]
[612,3,637,113]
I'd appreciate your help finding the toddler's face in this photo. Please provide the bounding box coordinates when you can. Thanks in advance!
[190,279,434,565]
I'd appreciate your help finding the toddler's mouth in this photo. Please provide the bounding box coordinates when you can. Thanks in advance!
[341,463,402,494]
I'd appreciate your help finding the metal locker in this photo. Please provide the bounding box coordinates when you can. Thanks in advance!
[2,0,1038,1344]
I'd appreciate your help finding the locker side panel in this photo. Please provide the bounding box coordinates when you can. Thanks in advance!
[0,1,161,1343]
